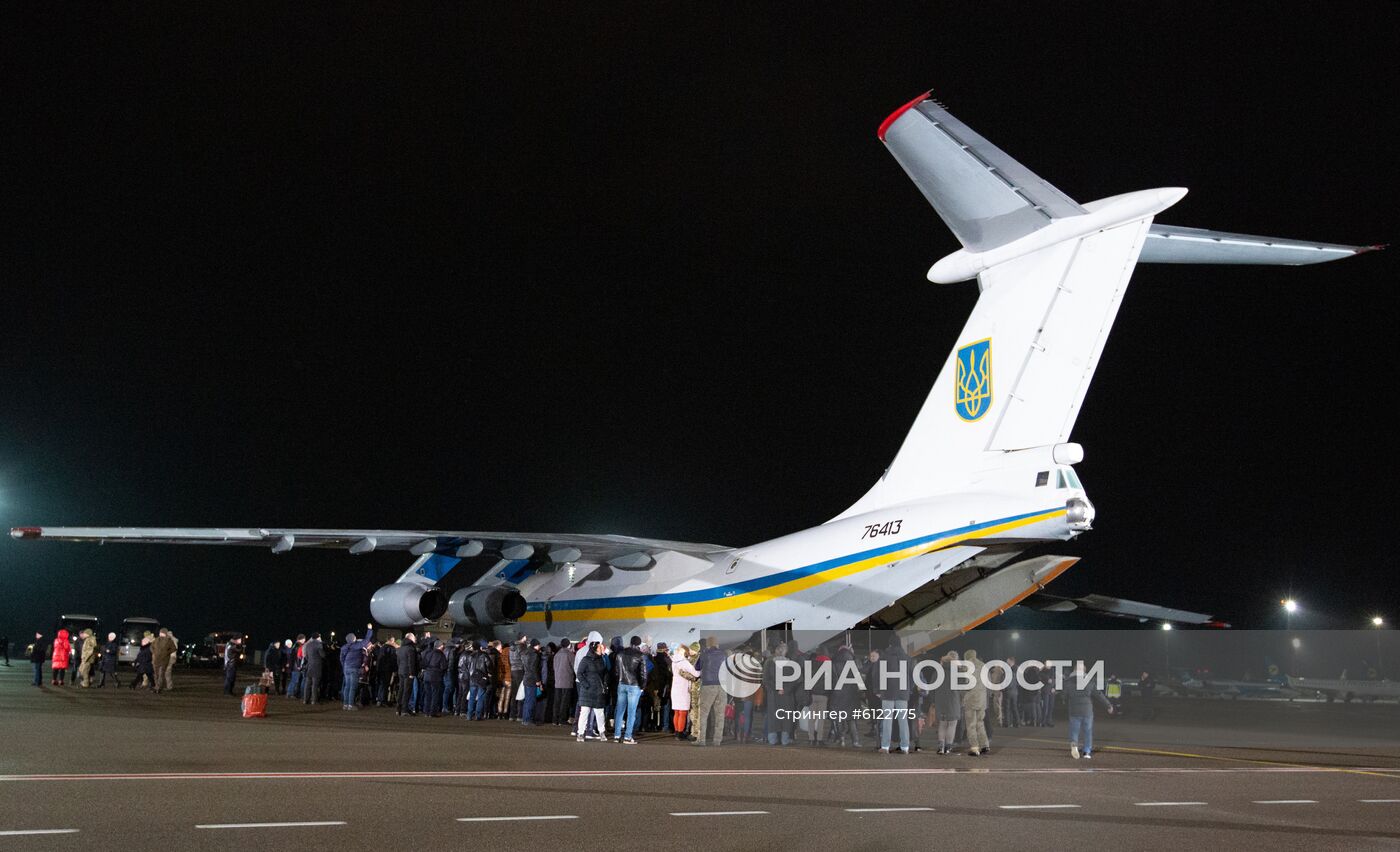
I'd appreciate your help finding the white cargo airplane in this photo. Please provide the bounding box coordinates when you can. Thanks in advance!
[12,93,1375,651]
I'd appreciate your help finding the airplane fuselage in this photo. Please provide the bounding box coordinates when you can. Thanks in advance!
[500,475,1088,650]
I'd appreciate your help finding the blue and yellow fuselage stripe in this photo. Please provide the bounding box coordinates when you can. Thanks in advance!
[518,506,1066,623]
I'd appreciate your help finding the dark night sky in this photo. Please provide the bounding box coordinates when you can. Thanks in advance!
[2,4,1395,644]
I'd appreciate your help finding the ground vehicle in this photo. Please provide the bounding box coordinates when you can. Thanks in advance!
[117,616,160,663]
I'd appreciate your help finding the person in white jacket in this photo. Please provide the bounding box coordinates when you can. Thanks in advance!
[670,645,700,741]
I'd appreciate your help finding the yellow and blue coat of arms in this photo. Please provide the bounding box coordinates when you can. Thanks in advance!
[954,338,992,421]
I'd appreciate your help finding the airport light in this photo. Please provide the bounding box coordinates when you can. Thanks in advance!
[1161,622,1173,631]
[1281,598,1298,614]
[1372,616,1384,627]
[1010,631,1020,640]
[1291,637,1302,650]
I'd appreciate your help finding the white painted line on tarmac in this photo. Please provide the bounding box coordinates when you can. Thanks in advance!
[196,821,347,829]
[1252,800,1317,805]
[998,804,1081,810]
[1134,802,1207,807]
[0,829,80,836]
[456,816,578,822]
[845,807,935,813]
[670,810,769,817]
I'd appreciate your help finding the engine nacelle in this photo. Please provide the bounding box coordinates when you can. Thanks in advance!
[448,586,527,628]
[369,582,448,627]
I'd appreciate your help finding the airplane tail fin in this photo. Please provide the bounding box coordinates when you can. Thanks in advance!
[837,93,1362,519]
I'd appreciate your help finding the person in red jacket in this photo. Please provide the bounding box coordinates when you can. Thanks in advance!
[50,628,71,687]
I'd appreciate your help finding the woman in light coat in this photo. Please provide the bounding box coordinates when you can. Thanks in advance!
[670,645,700,741]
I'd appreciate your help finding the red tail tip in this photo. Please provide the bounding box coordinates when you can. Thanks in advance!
[10,527,42,539]
[877,90,932,142]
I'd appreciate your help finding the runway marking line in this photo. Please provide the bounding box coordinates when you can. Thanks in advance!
[845,807,935,813]
[670,811,769,817]
[456,816,578,822]
[195,821,347,829]
[1022,738,1400,780]
[0,829,80,836]
[998,804,1081,810]
[1360,799,1400,803]
[1134,802,1207,806]
[1252,800,1317,804]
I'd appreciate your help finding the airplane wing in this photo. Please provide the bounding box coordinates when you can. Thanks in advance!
[1141,224,1379,265]
[1021,591,1220,625]
[9,526,730,567]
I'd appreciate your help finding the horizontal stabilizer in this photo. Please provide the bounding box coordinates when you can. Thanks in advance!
[1023,591,1217,625]
[1141,224,1378,266]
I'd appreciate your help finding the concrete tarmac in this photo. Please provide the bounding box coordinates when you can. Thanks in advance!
[1,665,1397,850]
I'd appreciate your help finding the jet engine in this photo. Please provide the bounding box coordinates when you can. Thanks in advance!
[369,582,448,627]
[449,586,527,628]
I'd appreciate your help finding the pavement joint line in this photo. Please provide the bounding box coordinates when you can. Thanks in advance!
[845,807,935,812]
[3,766,1396,782]
[1252,800,1318,804]
[998,805,1081,810]
[670,811,769,817]
[195,821,347,829]
[456,816,578,822]
[1134,802,1208,806]
[0,829,80,836]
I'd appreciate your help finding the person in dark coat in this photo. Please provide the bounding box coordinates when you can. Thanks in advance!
[518,638,543,726]
[131,637,155,690]
[29,632,46,687]
[644,643,671,733]
[222,637,242,695]
[374,641,396,706]
[763,643,797,746]
[395,632,418,716]
[442,641,461,716]
[302,634,325,705]
[338,625,375,709]
[932,650,963,754]
[420,639,447,717]
[467,641,495,720]
[264,640,283,694]
[876,640,912,754]
[69,630,84,685]
[829,645,864,748]
[98,632,120,687]
[574,641,608,742]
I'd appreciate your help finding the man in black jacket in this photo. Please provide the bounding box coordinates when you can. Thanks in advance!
[29,633,45,687]
[421,639,447,717]
[467,641,495,720]
[302,634,325,705]
[396,631,419,716]
[613,636,647,744]
[518,637,542,726]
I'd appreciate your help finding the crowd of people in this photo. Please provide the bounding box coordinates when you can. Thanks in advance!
[24,627,179,691]
[23,625,1124,759]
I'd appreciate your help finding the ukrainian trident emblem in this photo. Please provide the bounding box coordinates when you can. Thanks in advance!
[954,338,992,421]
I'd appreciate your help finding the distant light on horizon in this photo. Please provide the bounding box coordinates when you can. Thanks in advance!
[1282,598,1299,614]
[1373,616,1385,627]
[1161,622,1172,631]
